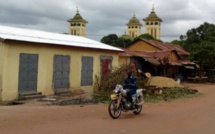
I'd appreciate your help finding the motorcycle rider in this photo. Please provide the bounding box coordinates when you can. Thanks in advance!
[123,69,137,109]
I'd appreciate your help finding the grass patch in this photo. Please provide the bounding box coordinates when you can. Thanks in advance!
[144,87,199,103]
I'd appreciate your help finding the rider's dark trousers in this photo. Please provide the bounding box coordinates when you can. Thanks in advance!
[126,89,136,104]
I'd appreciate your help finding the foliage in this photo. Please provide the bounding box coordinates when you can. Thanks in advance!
[100,33,163,48]
[100,34,119,47]
[134,33,163,42]
[185,22,215,45]
[144,87,198,102]
[189,41,215,65]
[92,65,130,102]
[100,34,132,48]
[92,65,198,103]
[134,33,154,40]
[178,22,215,67]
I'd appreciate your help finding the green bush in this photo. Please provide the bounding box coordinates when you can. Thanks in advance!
[92,65,199,103]
[92,65,130,102]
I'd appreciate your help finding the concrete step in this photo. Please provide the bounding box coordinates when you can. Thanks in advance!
[19,92,42,96]
[54,89,71,96]
[19,92,46,100]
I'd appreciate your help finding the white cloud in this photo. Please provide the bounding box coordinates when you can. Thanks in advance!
[0,0,214,42]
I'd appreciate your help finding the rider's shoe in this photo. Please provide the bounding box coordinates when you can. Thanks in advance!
[130,103,135,110]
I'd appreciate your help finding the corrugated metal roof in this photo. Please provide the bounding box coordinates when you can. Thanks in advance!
[139,39,190,56]
[0,25,123,52]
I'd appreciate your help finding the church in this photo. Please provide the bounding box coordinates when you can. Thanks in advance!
[67,6,162,40]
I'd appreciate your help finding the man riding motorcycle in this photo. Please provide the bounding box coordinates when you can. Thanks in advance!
[123,70,137,109]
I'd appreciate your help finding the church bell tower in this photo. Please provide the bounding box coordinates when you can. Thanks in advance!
[67,8,88,37]
[126,13,142,38]
[143,5,162,40]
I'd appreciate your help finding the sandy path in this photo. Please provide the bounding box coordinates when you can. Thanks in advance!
[0,83,215,134]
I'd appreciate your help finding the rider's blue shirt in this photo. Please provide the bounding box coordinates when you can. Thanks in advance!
[123,76,137,92]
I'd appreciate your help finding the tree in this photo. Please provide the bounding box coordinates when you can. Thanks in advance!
[134,33,162,42]
[185,22,215,44]
[100,34,119,47]
[171,40,181,45]
[190,41,215,66]
[101,33,163,48]
[100,34,132,48]
[183,22,215,67]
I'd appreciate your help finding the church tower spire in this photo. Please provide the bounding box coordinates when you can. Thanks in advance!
[67,7,88,37]
[143,5,163,40]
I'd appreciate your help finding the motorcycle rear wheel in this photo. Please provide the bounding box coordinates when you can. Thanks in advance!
[133,105,142,114]
[108,100,121,119]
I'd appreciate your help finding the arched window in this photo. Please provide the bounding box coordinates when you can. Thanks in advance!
[155,22,158,25]
[146,22,149,25]
[151,22,153,25]
[135,26,138,28]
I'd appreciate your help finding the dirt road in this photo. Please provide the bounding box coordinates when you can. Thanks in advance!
[1,83,215,134]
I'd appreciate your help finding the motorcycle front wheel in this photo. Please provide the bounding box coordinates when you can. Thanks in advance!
[133,105,142,114]
[108,100,121,119]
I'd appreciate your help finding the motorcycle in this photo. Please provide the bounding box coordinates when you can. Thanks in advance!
[108,84,144,119]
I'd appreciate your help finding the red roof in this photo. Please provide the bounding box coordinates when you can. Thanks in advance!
[140,50,173,60]
[139,39,190,56]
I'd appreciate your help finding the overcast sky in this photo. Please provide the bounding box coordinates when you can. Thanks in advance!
[0,0,215,42]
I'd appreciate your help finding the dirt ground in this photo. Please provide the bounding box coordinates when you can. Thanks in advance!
[0,83,215,134]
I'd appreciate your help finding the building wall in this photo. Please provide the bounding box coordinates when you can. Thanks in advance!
[144,21,161,40]
[127,40,159,51]
[119,56,130,66]
[0,41,4,101]
[1,41,119,101]
[69,22,87,37]
[169,51,179,62]
[127,25,141,38]
[145,25,161,40]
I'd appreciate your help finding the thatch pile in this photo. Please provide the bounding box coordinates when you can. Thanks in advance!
[145,76,183,88]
